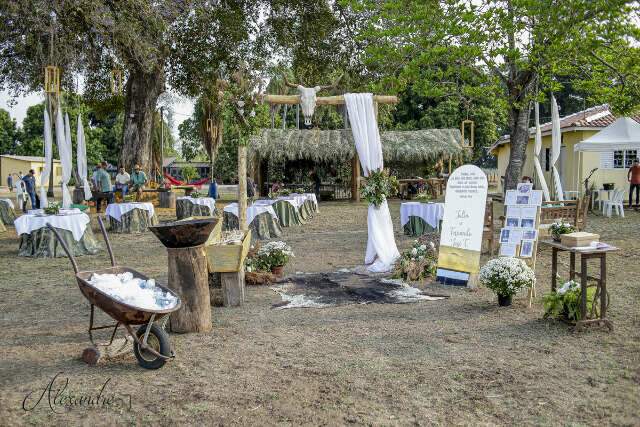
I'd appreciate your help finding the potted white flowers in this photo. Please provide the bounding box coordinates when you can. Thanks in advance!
[393,239,438,281]
[256,241,294,277]
[549,222,575,242]
[479,258,536,306]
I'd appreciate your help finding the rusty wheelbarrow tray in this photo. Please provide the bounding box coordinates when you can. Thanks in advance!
[48,216,181,369]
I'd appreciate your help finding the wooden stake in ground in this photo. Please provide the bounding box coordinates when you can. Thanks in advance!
[238,144,248,231]
[167,245,212,333]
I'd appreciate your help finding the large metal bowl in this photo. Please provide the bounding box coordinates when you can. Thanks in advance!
[149,218,218,248]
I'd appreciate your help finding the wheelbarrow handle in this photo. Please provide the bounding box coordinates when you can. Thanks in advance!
[46,223,79,274]
[97,215,116,267]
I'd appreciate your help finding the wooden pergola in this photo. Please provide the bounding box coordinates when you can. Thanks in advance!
[260,94,399,201]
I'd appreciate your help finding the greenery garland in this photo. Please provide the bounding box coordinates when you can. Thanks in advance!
[360,169,398,207]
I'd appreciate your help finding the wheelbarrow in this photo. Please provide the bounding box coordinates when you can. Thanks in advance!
[47,216,181,369]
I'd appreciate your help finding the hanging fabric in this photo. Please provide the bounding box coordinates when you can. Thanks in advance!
[533,103,551,201]
[55,105,72,208]
[76,114,92,200]
[550,95,565,201]
[344,93,400,273]
[40,107,53,208]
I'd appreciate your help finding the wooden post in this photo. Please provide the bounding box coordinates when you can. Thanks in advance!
[238,145,248,231]
[167,245,212,333]
[221,270,245,306]
[351,154,360,202]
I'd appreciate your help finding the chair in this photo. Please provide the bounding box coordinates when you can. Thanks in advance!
[482,199,495,254]
[602,189,625,218]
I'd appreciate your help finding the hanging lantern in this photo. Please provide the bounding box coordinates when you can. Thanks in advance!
[110,68,124,95]
[461,119,475,148]
[44,65,60,94]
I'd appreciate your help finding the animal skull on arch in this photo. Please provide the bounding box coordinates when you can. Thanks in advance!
[284,76,341,127]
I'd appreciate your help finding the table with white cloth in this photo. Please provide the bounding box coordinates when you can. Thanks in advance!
[265,197,305,227]
[0,198,17,226]
[105,202,156,233]
[14,210,100,257]
[290,193,319,220]
[223,202,282,241]
[176,196,217,220]
[400,202,445,236]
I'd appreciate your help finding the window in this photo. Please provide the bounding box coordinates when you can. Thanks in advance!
[602,150,638,169]
[625,150,637,168]
[545,148,550,172]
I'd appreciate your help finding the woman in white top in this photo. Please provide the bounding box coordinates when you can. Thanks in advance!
[115,167,131,198]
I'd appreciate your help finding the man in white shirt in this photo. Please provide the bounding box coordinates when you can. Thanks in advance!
[114,167,131,198]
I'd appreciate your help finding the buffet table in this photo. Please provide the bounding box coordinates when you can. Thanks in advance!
[223,203,282,241]
[105,202,156,233]
[0,198,16,225]
[14,209,100,258]
[176,197,217,220]
[400,202,445,236]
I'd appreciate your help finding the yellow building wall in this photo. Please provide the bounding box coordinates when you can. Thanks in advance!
[0,158,63,187]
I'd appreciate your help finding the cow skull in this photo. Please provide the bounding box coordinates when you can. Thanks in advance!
[284,76,341,127]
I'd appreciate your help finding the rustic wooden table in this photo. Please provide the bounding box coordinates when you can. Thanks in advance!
[540,240,618,331]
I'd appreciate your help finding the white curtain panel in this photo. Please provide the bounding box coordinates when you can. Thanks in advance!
[533,103,551,201]
[40,106,53,207]
[58,110,73,208]
[550,95,565,201]
[76,115,92,200]
[344,93,400,273]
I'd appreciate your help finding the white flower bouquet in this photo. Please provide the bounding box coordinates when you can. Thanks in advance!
[479,257,536,298]
[257,241,295,269]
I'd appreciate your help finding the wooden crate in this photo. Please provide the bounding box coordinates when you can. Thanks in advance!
[561,232,600,247]
[206,229,252,272]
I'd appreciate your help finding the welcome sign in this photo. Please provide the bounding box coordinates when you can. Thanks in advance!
[437,165,488,286]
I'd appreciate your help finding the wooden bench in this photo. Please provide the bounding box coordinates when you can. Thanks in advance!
[483,198,495,254]
[540,196,589,231]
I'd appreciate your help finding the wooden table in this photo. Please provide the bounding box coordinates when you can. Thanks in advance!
[541,240,618,331]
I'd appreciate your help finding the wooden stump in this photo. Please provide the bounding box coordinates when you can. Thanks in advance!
[221,270,245,307]
[167,245,212,333]
[159,191,176,209]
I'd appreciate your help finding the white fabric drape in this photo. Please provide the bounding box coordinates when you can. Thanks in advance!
[40,106,53,208]
[76,115,92,200]
[550,95,565,201]
[533,103,551,201]
[59,112,73,208]
[345,93,400,273]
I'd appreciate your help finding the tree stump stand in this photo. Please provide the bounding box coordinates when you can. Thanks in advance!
[221,270,245,307]
[159,191,176,209]
[167,245,212,333]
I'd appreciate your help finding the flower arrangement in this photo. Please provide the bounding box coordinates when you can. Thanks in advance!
[393,239,438,281]
[190,191,203,198]
[413,191,432,202]
[43,202,60,215]
[268,188,292,199]
[479,257,536,305]
[361,169,399,207]
[256,241,294,270]
[543,279,597,322]
[295,188,306,194]
[549,222,575,242]
[124,194,136,202]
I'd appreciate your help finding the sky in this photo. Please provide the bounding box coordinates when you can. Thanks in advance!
[0,88,194,140]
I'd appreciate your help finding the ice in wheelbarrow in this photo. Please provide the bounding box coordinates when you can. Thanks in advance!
[88,272,178,311]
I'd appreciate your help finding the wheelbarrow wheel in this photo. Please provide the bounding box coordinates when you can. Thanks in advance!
[133,324,171,370]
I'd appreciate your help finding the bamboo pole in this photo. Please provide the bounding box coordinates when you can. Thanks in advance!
[238,145,248,231]
[352,154,360,202]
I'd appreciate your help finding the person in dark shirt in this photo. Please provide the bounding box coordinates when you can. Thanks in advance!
[7,174,13,192]
[22,169,37,211]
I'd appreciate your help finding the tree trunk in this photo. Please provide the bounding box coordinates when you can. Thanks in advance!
[120,66,165,172]
[504,103,532,191]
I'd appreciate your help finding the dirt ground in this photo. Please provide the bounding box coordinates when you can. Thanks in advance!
[0,199,639,426]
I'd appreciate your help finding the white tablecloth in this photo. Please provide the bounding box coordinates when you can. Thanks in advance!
[105,202,155,222]
[176,196,215,213]
[0,198,15,210]
[290,193,319,209]
[224,203,278,227]
[14,212,91,241]
[276,196,304,209]
[400,202,445,229]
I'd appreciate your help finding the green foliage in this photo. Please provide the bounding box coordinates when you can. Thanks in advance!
[255,241,294,270]
[360,170,398,207]
[43,202,60,215]
[543,280,598,322]
[180,165,199,183]
[550,222,576,241]
[0,108,18,154]
[393,240,438,281]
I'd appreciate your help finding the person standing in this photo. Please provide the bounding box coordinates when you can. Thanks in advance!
[21,169,37,211]
[208,175,218,200]
[627,158,640,209]
[246,175,256,199]
[7,174,12,192]
[114,167,130,198]
[94,163,113,213]
[130,164,148,201]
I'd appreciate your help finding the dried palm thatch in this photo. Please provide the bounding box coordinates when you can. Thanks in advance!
[249,128,466,164]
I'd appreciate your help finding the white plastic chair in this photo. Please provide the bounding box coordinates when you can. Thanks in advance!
[602,189,625,218]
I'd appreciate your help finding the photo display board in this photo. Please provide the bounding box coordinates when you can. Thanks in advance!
[499,183,543,267]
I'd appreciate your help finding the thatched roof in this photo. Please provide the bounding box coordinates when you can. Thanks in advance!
[249,128,465,164]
